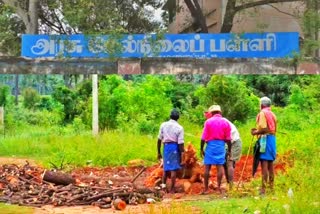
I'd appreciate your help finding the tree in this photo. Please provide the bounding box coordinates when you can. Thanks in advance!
[39,0,162,34]
[182,0,319,58]
[302,0,320,57]
[182,0,303,33]
[183,0,208,33]
[1,0,40,105]
[2,0,39,34]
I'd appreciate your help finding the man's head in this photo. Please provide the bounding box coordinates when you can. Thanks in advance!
[170,108,180,120]
[208,105,222,115]
[260,96,271,108]
[203,111,212,119]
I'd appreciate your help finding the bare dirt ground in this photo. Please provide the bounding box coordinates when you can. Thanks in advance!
[33,196,205,214]
[0,157,38,166]
[0,154,290,214]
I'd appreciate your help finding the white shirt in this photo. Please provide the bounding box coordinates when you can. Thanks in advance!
[223,118,241,142]
[158,119,184,144]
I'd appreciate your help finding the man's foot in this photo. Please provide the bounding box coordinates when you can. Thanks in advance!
[259,188,266,196]
[199,189,211,195]
[228,182,234,191]
[169,189,176,194]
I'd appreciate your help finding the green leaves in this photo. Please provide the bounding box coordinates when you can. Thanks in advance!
[194,75,257,123]
[98,75,172,134]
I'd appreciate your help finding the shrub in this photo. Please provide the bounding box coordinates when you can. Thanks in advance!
[193,76,258,124]
[0,84,11,107]
[22,87,40,109]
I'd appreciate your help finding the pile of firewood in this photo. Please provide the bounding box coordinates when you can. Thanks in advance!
[0,162,162,209]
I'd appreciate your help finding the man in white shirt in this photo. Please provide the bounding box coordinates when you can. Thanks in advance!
[157,109,185,193]
[223,118,242,189]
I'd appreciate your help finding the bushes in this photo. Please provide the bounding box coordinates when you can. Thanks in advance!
[0,84,11,107]
[191,75,258,124]
[98,75,173,134]
[22,88,40,109]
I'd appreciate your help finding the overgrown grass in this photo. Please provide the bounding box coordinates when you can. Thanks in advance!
[0,204,33,214]
[1,110,320,213]
[189,110,320,214]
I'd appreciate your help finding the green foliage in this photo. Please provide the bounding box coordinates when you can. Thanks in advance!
[288,76,320,111]
[98,75,173,134]
[36,95,60,111]
[0,84,11,107]
[98,75,127,129]
[302,1,320,57]
[52,85,79,123]
[22,87,40,109]
[288,84,305,109]
[193,75,257,123]
[240,75,298,106]
[0,3,24,55]
[59,0,161,34]
[164,77,199,111]
[4,106,63,129]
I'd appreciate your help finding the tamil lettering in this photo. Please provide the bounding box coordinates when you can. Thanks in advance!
[21,32,299,58]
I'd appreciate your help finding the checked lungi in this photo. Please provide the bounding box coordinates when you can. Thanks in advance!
[163,143,181,172]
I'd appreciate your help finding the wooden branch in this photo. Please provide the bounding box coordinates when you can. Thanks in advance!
[42,170,75,185]
[86,189,124,201]
[267,4,299,17]
[235,0,302,12]
[131,167,146,183]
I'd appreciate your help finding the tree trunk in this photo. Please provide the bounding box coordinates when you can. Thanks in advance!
[184,0,208,33]
[2,0,39,34]
[3,0,40,105]
[220,0,236,33]
[27,0,39,34]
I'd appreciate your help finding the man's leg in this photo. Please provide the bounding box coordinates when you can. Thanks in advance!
[161,171,168,191]
[268,161,274,190]
[170,170,177,193]
[203,164,211,193]
[260,160,268,195]
[227,160,235,189]
[217,165,224,192]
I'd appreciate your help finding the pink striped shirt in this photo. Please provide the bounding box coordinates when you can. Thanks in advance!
[202,114,232,142]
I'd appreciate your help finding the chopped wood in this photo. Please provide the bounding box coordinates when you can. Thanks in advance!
[131,166,146,183]
[42,170,76,185]
[0,162,163,209]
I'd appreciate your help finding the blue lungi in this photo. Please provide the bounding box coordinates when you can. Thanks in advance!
[163,143,181,172]
[204,140,226,165]
[260,135,276,161]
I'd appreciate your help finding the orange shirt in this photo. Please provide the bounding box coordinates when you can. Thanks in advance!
[256,107,277,134]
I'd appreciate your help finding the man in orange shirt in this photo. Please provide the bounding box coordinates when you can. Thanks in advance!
[251,97,277,195]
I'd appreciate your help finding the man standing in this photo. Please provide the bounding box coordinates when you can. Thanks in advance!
[200,105,231,194]
[202,111,242,190]
[251,97,277,195]
[157,109,184,193]
[223,118,242,190]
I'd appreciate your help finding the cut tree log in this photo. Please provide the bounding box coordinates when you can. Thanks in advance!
[42,170,75,185]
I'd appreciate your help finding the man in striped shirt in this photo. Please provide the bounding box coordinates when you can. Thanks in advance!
[157,109,185,193]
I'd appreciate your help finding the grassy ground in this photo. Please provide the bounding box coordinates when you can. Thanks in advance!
[0,111,320,213]
[0,204,33,214]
